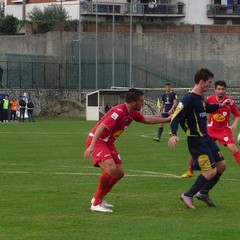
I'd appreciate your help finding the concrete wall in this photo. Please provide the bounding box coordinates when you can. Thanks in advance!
[0,31,78,61]
[1,27,240,115]
[136,29,240,85]
[0,28,240,86]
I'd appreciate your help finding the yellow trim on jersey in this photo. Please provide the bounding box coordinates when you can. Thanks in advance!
[170,102,184,135]
[193,110,203,137]
[185,119,190,136]
[171,102,184,122]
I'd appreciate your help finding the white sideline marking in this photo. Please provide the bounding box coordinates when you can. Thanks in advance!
[140,132,169,138]
[0,170,239,182]
[0,170,177,178]
[0,164,239,181]
[140,133,159,138]
[127,169,180,178]
[0,131,82,135]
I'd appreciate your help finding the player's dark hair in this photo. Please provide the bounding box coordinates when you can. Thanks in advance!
[165,83,171,86]
[214,80,227,88]
[126,88,144,103]
[194,68,214,84]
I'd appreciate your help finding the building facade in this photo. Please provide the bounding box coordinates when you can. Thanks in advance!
[4,0,239,25]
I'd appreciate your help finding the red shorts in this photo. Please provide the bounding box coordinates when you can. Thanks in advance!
[208,128,236,146]
[86,138,122,168]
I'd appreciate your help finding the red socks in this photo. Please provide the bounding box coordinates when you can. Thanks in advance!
[188,155,193,173]
[233,151,240,165]
[93,172,118,206]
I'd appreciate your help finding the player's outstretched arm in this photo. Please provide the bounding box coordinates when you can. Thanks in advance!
[143,114,172,124]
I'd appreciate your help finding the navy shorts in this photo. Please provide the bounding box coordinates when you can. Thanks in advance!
[187,135,224,171]
[161,113,169,118]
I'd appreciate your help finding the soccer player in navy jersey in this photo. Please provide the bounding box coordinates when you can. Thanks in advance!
[168,68,230,209]
[181,80,240,178]
[84,88,172,213]
[153,83,178,142]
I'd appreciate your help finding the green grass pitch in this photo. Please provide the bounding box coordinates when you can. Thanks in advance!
[0,117,240,240]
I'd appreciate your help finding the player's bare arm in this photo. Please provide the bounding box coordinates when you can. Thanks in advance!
[158,102,164,114]
[219,99,231,108]
[84,123,106,159]
[168,135,179,148]
[143,114,172,124]
[168,99,178,115]
[230,117,240,132]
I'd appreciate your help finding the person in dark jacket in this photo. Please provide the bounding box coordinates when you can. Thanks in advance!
[19,96,26,122]
[0,99,3,122]
[27,99,35,122]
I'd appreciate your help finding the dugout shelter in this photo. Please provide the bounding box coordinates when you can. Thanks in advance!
[86,89,128,120]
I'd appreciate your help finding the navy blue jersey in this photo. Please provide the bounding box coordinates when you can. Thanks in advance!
[161,91,178,113]
[170,92,220,137]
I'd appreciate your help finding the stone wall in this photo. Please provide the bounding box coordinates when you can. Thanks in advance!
[2,87,239,118]
[0,88,84,116]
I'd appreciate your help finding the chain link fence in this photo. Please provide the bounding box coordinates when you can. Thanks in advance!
[0,32,237,91]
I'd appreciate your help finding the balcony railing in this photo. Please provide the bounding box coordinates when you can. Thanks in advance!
[207,4,240,17]
[80,2,185,17]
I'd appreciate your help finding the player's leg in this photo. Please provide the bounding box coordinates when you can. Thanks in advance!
[180,137,217,209]
[181,155,194,178]
[199,160,226,193]
[214,131,240,165]
[196,139,225,207]
[196,162,225,207]
[91,159,116,212]
[227,143,240,165]
[100,163,124,198]
[93,159,120,203]
[153,122,164,142]
[94,146,124,199]
[154,113,167,142]
[91,144,123,212]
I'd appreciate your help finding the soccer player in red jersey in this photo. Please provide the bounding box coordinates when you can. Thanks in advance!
[182,80,240,178]
[84,88,172,212]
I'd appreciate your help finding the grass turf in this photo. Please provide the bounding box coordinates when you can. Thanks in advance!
[0,117,240,240]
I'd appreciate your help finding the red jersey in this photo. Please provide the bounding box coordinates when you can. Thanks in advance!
[87,103,144,145]
[206,95,240,131]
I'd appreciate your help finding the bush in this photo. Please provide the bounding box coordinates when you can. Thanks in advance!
[0,15,19,35]
[28,4,70,33]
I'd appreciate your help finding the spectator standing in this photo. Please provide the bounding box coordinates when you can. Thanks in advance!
[0,99,3,122]
[3,95,9,122]
[19,96,26,122]
[27,99,35,122]
[10,98,18,122]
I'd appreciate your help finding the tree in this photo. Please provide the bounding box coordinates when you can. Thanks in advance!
[27,4,70,33]
[0,15,19,35]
